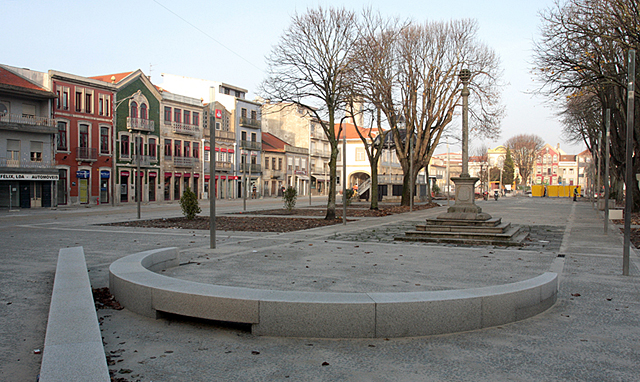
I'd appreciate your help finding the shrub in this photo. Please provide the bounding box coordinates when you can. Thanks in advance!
[432,183,441,195]
[180,186,201,220]
[345,188,355,206]
[283,186,297,211]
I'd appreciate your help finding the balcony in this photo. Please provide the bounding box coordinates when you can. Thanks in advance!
[172,122,200,136]
[285,146,308,155]
[203,161,233,174]
[240,140,261,151]
[0,157,56,169]
[0,113,57,134]
[132,155,158,166]
[213,129,235,140]
[240,163,261,173]
[75,147,97,162]
[127,117,155,133]
[311,129,326,140]
[239,117,261,129]
[311,148,331,157]
[173,157,196,167]
[265,169,284,179]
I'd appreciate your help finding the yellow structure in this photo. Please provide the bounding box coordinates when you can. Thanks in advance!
[531,185,581,197]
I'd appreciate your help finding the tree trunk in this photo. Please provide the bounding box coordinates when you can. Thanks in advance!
[325,148,337,220]
[370,166,379,210]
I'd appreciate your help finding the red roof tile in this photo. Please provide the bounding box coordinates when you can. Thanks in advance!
[333,122,380,139]
[89,72,134,84]
[0,67,48,91]
[262,132,287,152]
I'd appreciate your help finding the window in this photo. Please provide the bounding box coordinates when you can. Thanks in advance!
[164,106,172,123]
[193,142,199,158]
[241,108,247,118]
[164,139,172,157]
[85,93,92,113]
[184,110,190,125]
[241,131,247,141]
[264,157,269,170]
[56,90,61,109]
[301,158,306,169]
[272,157,276,170]
[140,103,147,119]
[251,132,256,142]
[130,102,138,118]
[63,90,69,110]
[7,139,20,161]
[192,112,199,126]
[356,148,365,161]
[79,124,89,148]
[174,108,181,123]
[175,140,182,157]
[121,135,130,158]
[98,94,110,116]
[76,91,82,112]
[184,141,191,157]
[30,141,43,162]
[149,138,157,159]
[288,157,293,171]
[216,121,221,130]
[295,157,300,170]
[105,96,110,116]
[57,121,68,151]
[100,126,109,154]
[278,158,282,170]
[22,104,36,118]
[251,110,257,120]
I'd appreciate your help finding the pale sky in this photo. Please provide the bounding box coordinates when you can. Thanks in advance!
[2,0,585,155]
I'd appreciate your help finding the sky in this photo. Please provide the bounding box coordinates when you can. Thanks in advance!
[2,0,585,155]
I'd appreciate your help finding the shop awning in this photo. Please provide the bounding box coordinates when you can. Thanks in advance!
[183,173,191,178]
[312,175,329,181]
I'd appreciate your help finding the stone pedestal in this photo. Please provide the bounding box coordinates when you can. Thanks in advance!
[437,176,491,221]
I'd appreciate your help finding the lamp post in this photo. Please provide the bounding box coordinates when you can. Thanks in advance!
[114,90,142,219]
[209,108,216,249]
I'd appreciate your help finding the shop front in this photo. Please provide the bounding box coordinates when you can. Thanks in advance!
[0,173,58,209]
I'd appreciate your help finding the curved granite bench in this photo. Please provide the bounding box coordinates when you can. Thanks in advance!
[110,247,558,338]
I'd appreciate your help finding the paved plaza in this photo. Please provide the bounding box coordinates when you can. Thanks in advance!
[1,196,639,381]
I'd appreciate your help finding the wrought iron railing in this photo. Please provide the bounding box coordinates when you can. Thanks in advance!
[126,117,155,132]
[75,147,97,161]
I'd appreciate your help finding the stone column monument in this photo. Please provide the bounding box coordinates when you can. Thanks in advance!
[437,69,491,221]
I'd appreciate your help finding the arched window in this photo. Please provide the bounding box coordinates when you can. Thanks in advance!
[130,102,138,118]
[140,103,148,119]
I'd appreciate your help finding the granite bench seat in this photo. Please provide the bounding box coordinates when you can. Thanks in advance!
[110,247,558,338]
[40,247,110,382]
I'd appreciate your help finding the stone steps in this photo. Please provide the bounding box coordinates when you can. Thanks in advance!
[396,226,528,246]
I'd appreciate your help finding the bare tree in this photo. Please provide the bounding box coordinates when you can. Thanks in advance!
[505,134,544,188]
[534,0,640,209]
[351,16,504,206]
[260,7,357,220]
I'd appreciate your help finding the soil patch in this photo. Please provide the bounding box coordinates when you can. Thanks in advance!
[102,203,439,232]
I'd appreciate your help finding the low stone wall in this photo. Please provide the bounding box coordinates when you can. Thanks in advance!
[110,248,558,338]
[40,247,110,382]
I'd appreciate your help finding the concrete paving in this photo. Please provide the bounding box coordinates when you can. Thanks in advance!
[1,196,639,381]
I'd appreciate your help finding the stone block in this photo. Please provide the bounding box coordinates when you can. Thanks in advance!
[372,290,482,338]
[254,291,376,338]
[153,284,262,323]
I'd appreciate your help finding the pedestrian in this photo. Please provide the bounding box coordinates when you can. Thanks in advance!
[573,187,578,202]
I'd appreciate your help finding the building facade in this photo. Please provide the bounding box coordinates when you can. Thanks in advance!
[203,102,237,199]
[50,70,116,205]
[0,65,58,209]
[92,71,162,205]
[159,90,203,201]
